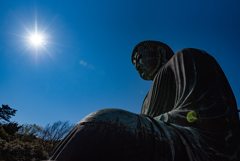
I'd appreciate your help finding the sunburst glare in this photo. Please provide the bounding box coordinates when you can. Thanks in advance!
[8,11,67,65]
[30,34,43,45]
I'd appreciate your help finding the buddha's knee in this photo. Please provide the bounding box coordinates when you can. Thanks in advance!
[51,109,161,161]
[76,108,156,133]
[77,108,139,128]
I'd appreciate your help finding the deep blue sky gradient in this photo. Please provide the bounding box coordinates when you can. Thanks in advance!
[0,0,239,127]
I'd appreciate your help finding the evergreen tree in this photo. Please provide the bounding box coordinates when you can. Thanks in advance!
[0,105,17,122]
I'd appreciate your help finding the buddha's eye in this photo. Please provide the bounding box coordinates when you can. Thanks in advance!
[134,52,142,63]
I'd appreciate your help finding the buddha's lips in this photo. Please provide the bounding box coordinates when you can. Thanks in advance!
[141,73,146,78]
[137,68,145,76]
[139,69,150,79]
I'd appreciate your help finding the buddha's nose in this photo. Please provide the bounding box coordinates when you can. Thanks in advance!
[135,62,140,70]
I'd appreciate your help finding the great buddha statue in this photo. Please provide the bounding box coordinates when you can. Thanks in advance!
[50,41,240,161]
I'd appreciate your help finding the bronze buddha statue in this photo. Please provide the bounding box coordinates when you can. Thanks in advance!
[50,41,239,161]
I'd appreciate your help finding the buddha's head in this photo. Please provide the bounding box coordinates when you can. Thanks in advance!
[132,40,174,80]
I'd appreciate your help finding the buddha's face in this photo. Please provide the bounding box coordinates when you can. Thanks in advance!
[132,46,160,80]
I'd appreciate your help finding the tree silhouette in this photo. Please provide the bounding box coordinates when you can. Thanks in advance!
[0,105,17,122]
[39,121,74,155]
[2,122,22,136]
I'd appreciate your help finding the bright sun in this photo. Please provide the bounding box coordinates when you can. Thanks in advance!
[31,34,43,45]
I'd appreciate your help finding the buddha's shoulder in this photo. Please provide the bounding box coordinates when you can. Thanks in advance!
[172,48,215,61]
[175,48,211,56]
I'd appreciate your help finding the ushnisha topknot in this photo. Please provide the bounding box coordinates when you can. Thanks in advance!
[131,40,174,63]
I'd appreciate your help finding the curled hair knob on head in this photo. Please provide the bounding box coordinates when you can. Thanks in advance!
[131,40,174,63]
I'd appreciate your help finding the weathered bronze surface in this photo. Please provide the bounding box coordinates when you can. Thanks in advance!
[50,41,239,161]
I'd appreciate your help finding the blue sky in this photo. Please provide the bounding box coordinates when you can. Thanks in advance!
[0,0,239,127]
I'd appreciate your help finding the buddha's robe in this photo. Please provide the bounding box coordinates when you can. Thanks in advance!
[50,48,239,161]
[141,48,239,160]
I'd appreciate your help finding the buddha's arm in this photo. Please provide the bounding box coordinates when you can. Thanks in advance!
[141,66,176,117]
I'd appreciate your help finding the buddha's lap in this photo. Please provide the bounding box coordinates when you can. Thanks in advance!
[51,108,188,160]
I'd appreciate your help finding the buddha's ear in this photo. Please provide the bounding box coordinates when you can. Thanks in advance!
[157,46,166,61]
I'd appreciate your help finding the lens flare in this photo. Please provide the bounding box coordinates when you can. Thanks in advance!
[187,111,197,123]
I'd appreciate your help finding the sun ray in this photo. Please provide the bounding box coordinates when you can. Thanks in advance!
[7,9,69,66]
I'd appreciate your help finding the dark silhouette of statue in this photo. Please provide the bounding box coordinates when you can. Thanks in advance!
[50,41,239,161]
